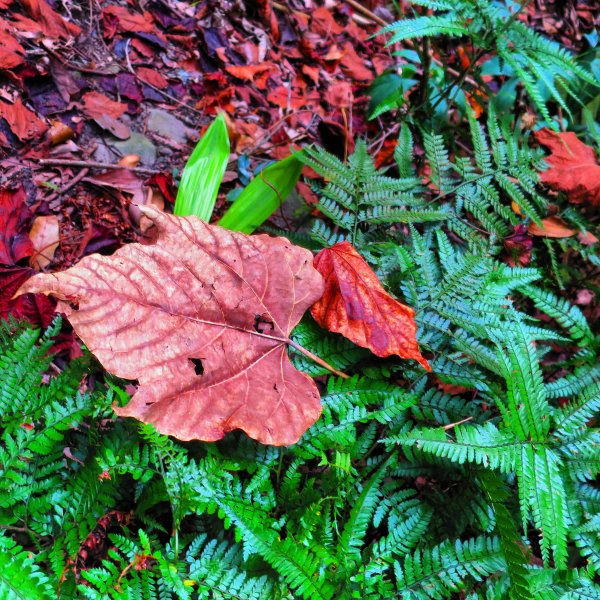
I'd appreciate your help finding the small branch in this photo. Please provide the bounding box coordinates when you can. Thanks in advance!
[344,0,388,27]
[125,39,206,117]
[288,339,350,379]
[38,159,160,175]
[443,416,473,431]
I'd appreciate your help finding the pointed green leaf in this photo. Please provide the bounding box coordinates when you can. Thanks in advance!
[174,114,230,221]
[218,153,303,233]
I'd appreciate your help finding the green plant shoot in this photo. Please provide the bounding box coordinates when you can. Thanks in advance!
[174,113,230,220]
[219,153,304,233]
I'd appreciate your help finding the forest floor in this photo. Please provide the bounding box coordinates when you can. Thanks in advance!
[2,0,598,349]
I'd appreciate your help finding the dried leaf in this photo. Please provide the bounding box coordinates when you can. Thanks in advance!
[83,169,146,206]
[534,128,600,207]
[81,91,127,119]
[528,216,577,238]
[102,5,156,34]
[340,42,374,82]
[21,0,81,39]
[47,119,74,145]
[18,207,324,445]
[28,215,59,270]
[578,230,598,245]
[0,97,47,142]
[0,48,22,69]
[137,67,169,89]
[0,187,33,265]
[310,241,430,370]
[225,64,277,88]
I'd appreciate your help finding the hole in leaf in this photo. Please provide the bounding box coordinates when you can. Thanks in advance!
[254,314,274,334]
[66,298,79,310]
[189,358,204,375]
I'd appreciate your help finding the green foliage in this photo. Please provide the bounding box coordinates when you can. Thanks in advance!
[219,153,304,233]
[377,0,599,124]
[174,113,230,220]
[2,158,598,600]
[300,110,565,258]
[2,11,598,589]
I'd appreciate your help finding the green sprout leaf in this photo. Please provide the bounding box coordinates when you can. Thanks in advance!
[219,152,303,233]
[174,113,230,221]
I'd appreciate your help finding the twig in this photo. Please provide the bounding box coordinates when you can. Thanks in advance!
[124,39,206,117]
[45,167,89,206]
[344,0,388,27]
[38,159,160,175]
[443,416,473,430]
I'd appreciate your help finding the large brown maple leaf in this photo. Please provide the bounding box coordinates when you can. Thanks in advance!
[17,207,325,445]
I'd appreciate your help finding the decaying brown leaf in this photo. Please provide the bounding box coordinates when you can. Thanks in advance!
[17,207,325,446]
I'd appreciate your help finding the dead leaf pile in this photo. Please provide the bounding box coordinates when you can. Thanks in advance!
[0,0,393,328]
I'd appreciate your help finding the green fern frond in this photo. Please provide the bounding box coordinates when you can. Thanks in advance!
[0,536,54,600]
[393,536,505,599]
[379,16,468,44]
[519,285,595,346]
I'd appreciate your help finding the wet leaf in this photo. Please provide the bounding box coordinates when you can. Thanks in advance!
[17,207,324,445]
[310,241,430,371]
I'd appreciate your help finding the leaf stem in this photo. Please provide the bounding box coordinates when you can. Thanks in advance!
[184,315,350,379]
[287,339,350,379]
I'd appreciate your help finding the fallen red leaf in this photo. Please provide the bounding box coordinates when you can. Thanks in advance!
[340,42,374,82]
[146,173,176,204]
[80,91,127,119]
[18,207,325,446]
[0,97,47,142]
[136,67,169,89]
[101,5,156,34]
[528,216,577,238]
[0,187,33,265]
[0,22,24,69]
[20,0,81,39]
[310,241,431,370]
[324,81,353,109]
[225,63,277,89]
[534,128,600,207]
